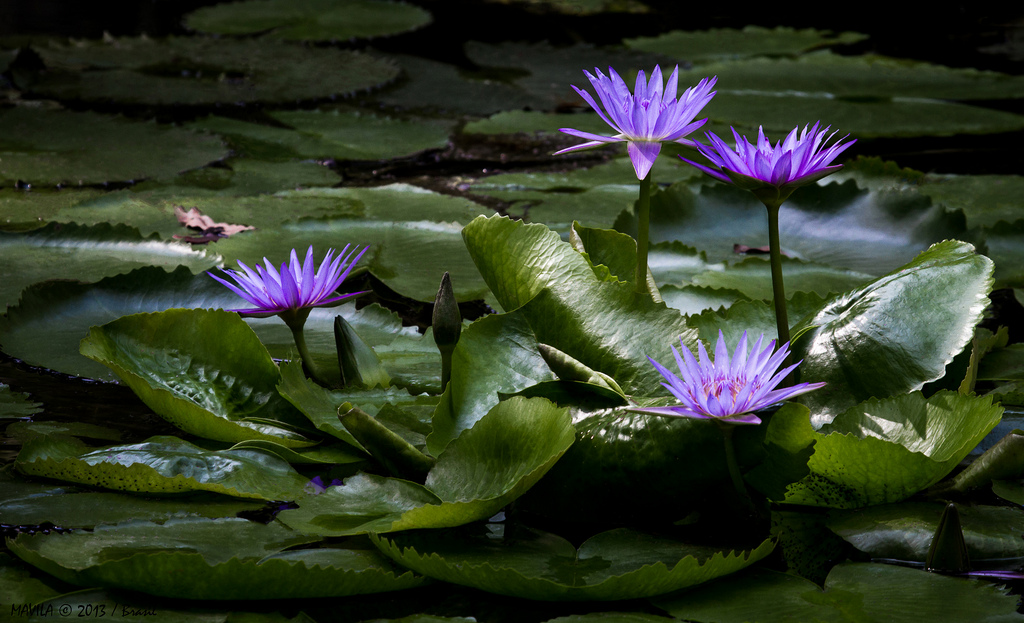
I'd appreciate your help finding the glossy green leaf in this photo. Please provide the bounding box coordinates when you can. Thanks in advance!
[655,563,1023,623]
[427,310,551,455]
[7,518,425,599]
[0,475,265,528]
[373,525,775,601]
[80,308,314,445]
[0,108,227,186]
[792,240,993,425]
[15,435,310,501]
[278,396,574,536]
[768,393,1002,509]
[0,222,219,310]
[184,0,431,41]
[25,37,400,105]
[690,256,873,300]
[462,215,697,394]
[828,502,1024,562]
[0,552,65,606]
[620,180,968,275]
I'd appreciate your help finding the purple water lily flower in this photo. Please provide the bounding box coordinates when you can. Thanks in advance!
[632,331,825,425]
[681,122,855,207]
[209,245,367,320]
[555,65,717,180]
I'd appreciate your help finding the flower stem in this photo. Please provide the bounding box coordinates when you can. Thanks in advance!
[635,172,652,294]
[283,311,330,386]
[719,423,755,511]
[765,203,792,363]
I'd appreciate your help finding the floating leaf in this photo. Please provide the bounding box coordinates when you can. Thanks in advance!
[191,110,454,162]
[373,525,774,601]
[0,383,41,419]
[185,0,432,41]
[624,26,868,63]
[0,108,227,186]
[278,396,574,536]
[655,563,1023,623]
[15,435,310,501]
[792,240,993,425]
[462,215,697,394]
[828,502,1024,562]
[26,37,400,105]
[80,308,315,445]
[0,222,219,311]
[618,180,969,275]
[763,393,1002,509]
[0,475,265,528]
[8,518,425,599]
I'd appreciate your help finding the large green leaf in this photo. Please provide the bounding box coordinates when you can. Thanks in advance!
[0,222,219,310]
[0,474,264,527]
[79,308,314,445]
[7,518,426,599]
[15,435,311,501]
[0,108,228,186]
[619,180,969,275]
[277,396,574,536]
[792,240,993,425]
[827,502,1024,562]
[699,51,1024,100]
[373,525,774,601]
[655,563,1023,623]
[25,37,400,105]
[624,26,867,63]
[461,215,697,394]
[426,310,551,455]
[191,110,454,162]
[761,393,1002,509]
[184,0,431,41]
[0,267,433,386]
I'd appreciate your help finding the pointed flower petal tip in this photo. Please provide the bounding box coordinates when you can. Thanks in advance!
[209,244,367,317]
[638,331,824,425]
[557,65,717,179]
[682,122,855,203]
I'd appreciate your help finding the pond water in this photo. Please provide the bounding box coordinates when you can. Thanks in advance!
[4,1,1024,622]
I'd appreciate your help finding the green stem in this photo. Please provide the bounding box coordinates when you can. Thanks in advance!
[719,424,753,509]
[284,310,330,386]
[439,345,454,392]
[634,172,652,294]
[765,203,792,356]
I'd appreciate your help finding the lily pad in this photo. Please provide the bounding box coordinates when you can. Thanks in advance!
[15,435,311,501]
[79,308,315,445]
[190,110,455,162]
[759,393,1002,509]
[461,215,697,395]
[7,517,426,599]
[26,36,400,105]
[184,0,432,42]
[277,396,574,536]
[624,26,868,63]
[0,222,219,311]
[618,179,969,276]
[373,525,775,601]
[0,383,41,419]
[0,476,265,527]
[0,107,228,186]
[700,51,1024,100]
[791,240,993,425]
[655,563,1023,623]
[827,502,1024,562]
[0,266,432,385]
